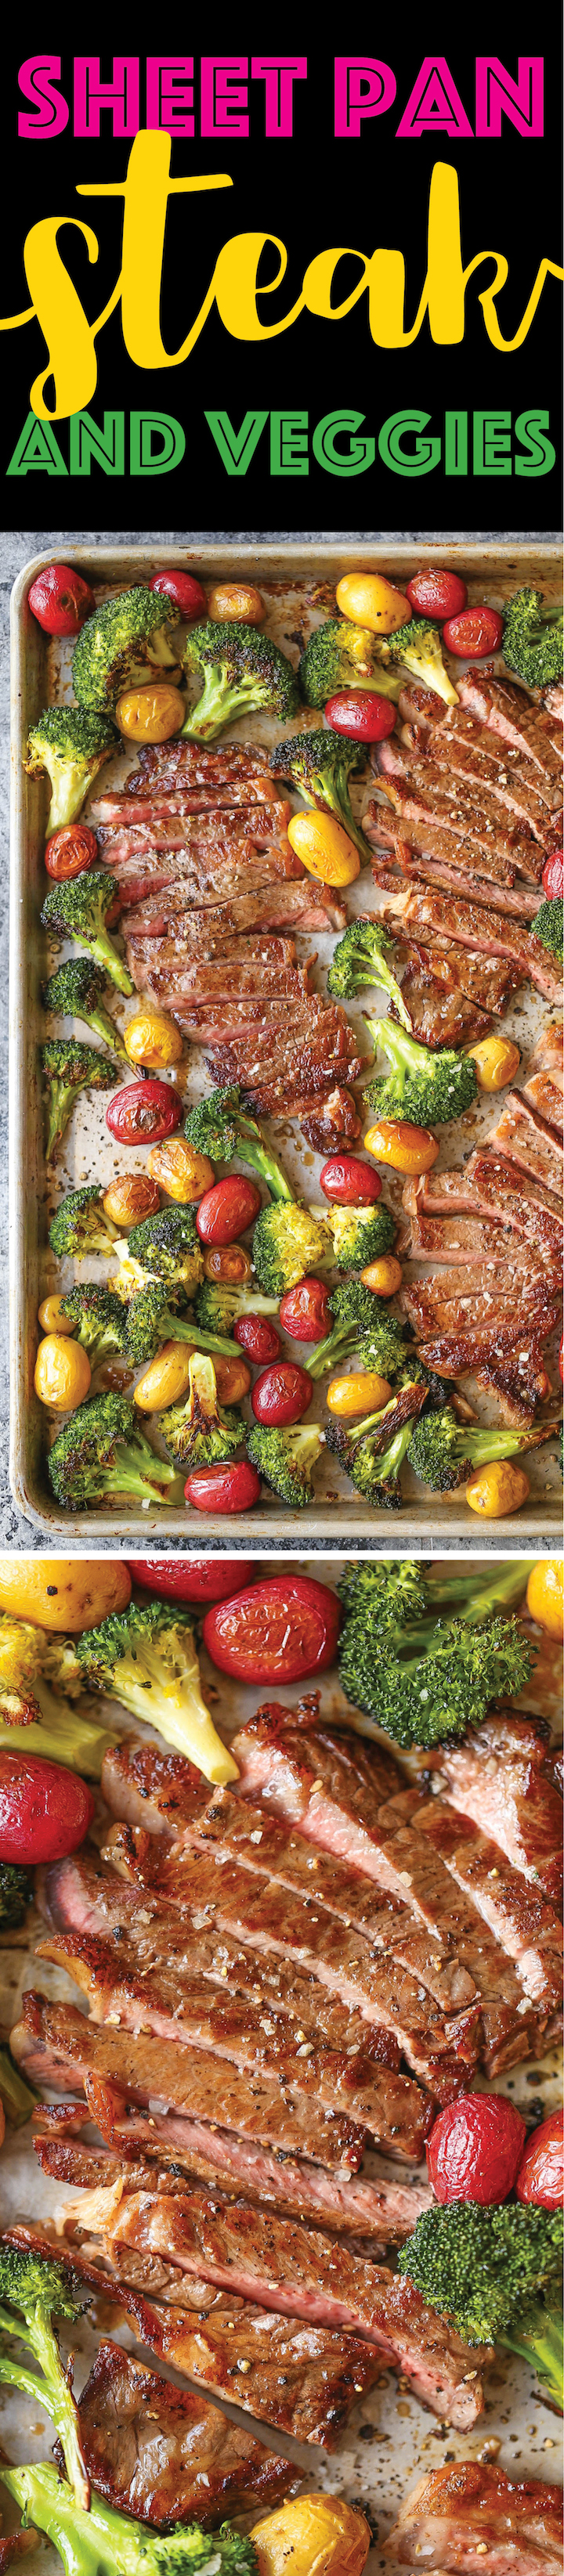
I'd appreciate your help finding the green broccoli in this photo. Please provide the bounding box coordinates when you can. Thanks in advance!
[408,1405,555,1493]
[184,1086,293,1201]
[47,1391,178,1513]
[398,2200,563,2407]
[0,2052,36,2129]
[41,1041,116,1160]
[377,616,458,706]
[0,1612,117,1777]
[125,1282,237,1370]
[159,1352,243,1471]
[72,585,180,712]
[2,2465,258,2576]
[0,1864,31,1929]
[24,705,116,834]
[337,1559,533,1748]
[193,1280,280,1337]
[76,1596,238,1784]
[0,2238,90,2503]
[315,1200,396,1272]
[269,728,372,863]
[338,1556,428,1625]
[49,1185,118,1264]
[327,918,411,1024]
[114,1203,204,1304]
[41,869,133,997]
[42,958,130,1063]
[365,1016,478,1126]
[531,897,563,962]
[298,619,403,709]
[247,1421,324,1508]
[305,1280,402,1381]
[502,587,563,691]
[326,1383,426,1510]
[251,1201,331,1296]
[59,1284,131,1369]
[181,620,299,741]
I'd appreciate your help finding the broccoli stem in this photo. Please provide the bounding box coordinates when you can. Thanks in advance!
[366,1016,426,1088]
[229,1120,295,1203]
[182,671,263,742]
[0,1694,118,1777]
[2,2468,106,2576]
[0,2049,36,2127]
[500,2306,563,2410]
[85,926,132,998]
[305,1323,360,1380]
[454,1560,535,1625]
[0,2315,89,2509]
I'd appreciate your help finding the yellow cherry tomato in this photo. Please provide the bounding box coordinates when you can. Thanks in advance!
[360,1254,403,1296]
[251,2493,371,2576]
[115,683,186,741]
[465,1461,530,1517]
[327,1371,392,1417]
[214,1354,251,1405]
[336,572,412,636]
[34,1335,92,1412]
[203,1243,253,1283]
[38,1295,75,1336]
[148,1137,214,1200]
[0,1559,131,1631]
[134,1342,194,1413]
[468,1034,521,1092]
[526,1559,564,1640]
[103,1174,161,1228]
[125,1008,183,1070]
[364,1119,439,1174]
[287,810,360,887]
[208,582,264,624]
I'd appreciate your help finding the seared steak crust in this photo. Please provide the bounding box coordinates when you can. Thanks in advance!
[385,2458,563,2575]
[76,2340,295,2522]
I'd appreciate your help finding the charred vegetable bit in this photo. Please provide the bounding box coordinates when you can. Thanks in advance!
[126,1282,237,1369]
[76,1596,238,1783]
[377,616,458,705]
[337,1558,533,1748]
[41,870,133,998]
[193,1280,280,1337]
[49,1186,118,1264]
[42,960,130,1063]
[408,1405,555,1493]
[47,1392,178,1513]
[326,1384,426,1510]
[0,2239,90,2505]
[252,1202,331,1297]
[72,585,179,712]
[181,620,298,740]
[24,705,116,834]
[327,919,410,1024]
[398,2200,563,2408]
[59,1285,131,1369]
[1,2465,258,2576]
[269,728,372,862]
[0,1614,115,1777]
[298,619,402,709]
[365,1018,478,1126]
[247,1420,324,1509]
[114,1204,204,1303]
[531,897,563,962]
[502,587,563,691]
[185,1087,293,1202]
[160,1352,243,1471]
[41,1041,116,1160]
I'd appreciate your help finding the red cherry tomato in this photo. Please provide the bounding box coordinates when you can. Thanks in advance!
[106,1081,183,1146]
[126,1556,257,1602]
[279,1279,331,1344]
[150,570,207,619]
[202,1572,342,1683]
[0,1751,95,1866]
[251,1361,313,1427]
[515,2110,564,2210]
[28,564,96,637]
[443,605,504,658]
[406,567,468,622]
[320,1155,382,1205]
[542,850,564,900]
[185,1460,262,1513]
[426,2092,526,2206]
[233,1315,281,1363]
[196,1175,262,1246]
[45,824,99,882]
[324,691,397,742]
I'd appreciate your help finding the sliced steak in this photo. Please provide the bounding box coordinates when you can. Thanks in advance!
[400,1193,551,1279]
[117,741,284,798]
[298,1086,363,1152]
[437,1711,563,1907]
[456,670,562,786]
[77,2340,294,2522]
[385,2459,563,2576]
[366,880,562,1002]
[393,944,492,1048]
[209,998,365,1106]
[377,745,531,882]
[530,1016,563,1091]
[34,2110,431,2243]
[386,1789,562,2015]
[98,806,294,868]
[396,687,562,846]
[486,1091,563,1195]
[367,824,541,922]
[121,880,346,939]
[521,1072,564,1131]
[419,1153,562,1254]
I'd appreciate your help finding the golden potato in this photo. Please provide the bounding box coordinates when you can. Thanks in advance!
[148,1138,214,1200]
[38,1296,75,1335]
[208,582,264,623]
[360,1255,403,1297]
[251,2493,371,2576]
[0,1560,131,1632]
[287,811,360,887]
[115,683,185,741]
[134,1343,194,1412]
[465,1461,530,1517]
[125,1008,183,1070]
[103,1174,161,1228]
[34,1336,92,1412]
[336,572,411,635]
[526,1558,564,1640]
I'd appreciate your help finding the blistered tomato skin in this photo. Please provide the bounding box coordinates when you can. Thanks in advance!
[234,1315,282,1363]
[443,604,504,658]
[279,1279,331,1343]
[251,1362,313,1427]
[196,1175,262,1245]
[426,2092,526,2205]
[406,568,468,621]
[28,565,96,636]
[515,2110,564,2210]
[542,850,564,900]
[150,569,207,619]
[185,1461,262,1513]
[324,691,396,742]
[127,1557,257,1602]
[202,1573,342,1683]
[106,1082,183,1146]
[320,1156,382,1205]
[45,824,98,881]
[0,1751,95,1865]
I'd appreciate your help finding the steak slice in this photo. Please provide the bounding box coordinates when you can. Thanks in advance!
[385,2459,563,2576]
[437,1711,563,1907]
[377,745,530,881]
[419,1154,562,1253]
[118,741,282,797]
[392,944,492,1048]
[397,687,562,843]
[521,1072,563,1131]
[34,2109,431,2243]
[385,1788,562,2015]
[530,1016,563,1091]
[98,805,294,866]
[298,1087,363,1152]
[366,879,562,1001]
[121,881,346,939]
[456,670,562,785]
[486,1091,563,1195]
[367,822,542,922]
[76,2340,295,2522]
[209,998,365,1106]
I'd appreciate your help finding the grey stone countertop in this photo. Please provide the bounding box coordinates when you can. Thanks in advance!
[1,524,560,1555]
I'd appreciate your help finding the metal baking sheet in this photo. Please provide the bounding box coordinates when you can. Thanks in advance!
[0,1550,562,2573]
[9,542,563,1540]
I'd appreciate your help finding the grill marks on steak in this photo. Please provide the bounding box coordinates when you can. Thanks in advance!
[437,1712,564,1909]
[76,2340,295,2523]
[385,2458,564,2576]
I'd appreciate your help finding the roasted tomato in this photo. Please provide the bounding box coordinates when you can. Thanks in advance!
[233,1315,282,1362]
[203,1572,342,1682]
[251,1362,313,1427]
[320,1155,382,1204]
[149,569,207,618]
[442,604,504,657]
[426,2092,526,2205]
[127,1557,257,1602]
[515,2110,564,2210]
[184,1460,262,1513]
[406,566,468,620]
[324,691,396,741]
[542,850,564,900]
[0,1750,95,1865]
[279,1279,331,1343]
[196,1175,262,1245]
[45,823,98,880]
[28,564,96,636]
[106,1081,183,1145]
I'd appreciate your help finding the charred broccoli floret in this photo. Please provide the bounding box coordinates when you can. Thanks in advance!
[193,1279,279,1337]
[184,1086,293,1200]
[305,1279,397,1381]
[24,705,116,834]
[59,1283,130,1369]
[47,1391,178,1511]
[269,728,372,863]
[531,897,563,961]
[41,870,132,997]
[377,616,458,705]
[72,585,179,712]
[398,2200,563,2407]
[76,1595,237,1782]
[125,1281,237,1369]
[408,1405,553,1493]
[326,1384,425,1510]
[365,1016,478,1125]
[41,1040,116,1160]
[49,1184,118,1263]
[327,918,410,1023]
[298,619,402,709]
[181,620,299,741]
[247,1420,324,1508]
[252,1202,331,1296]
[502,588,563,691]
[42,958,130,1063]
[314,1200,396,1272]
[159,1352,243,1470]
[114,1203,204,1302]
